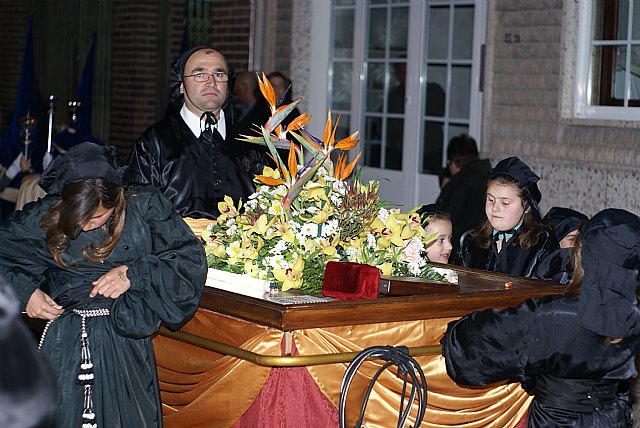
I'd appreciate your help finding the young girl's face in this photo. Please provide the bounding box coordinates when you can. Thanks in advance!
[485,183,529,232]
[425,218,453,263]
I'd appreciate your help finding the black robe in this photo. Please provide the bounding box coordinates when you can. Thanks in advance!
[455,229,559,278]
[533,247,574,284]
[0,185,207,428]
[442,294,639,427]
[125,103,266,219]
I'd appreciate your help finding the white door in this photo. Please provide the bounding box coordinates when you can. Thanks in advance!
[329,0,486,211]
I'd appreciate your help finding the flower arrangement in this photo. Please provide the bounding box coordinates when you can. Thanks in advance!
[202,74,445,293]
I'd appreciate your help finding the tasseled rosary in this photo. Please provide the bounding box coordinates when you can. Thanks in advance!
[74,308,110,428]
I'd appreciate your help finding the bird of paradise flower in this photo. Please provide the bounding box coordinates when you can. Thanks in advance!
[239,72,362,217]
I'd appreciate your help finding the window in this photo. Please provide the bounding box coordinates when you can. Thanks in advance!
[329,0,356,143]
[422,3,475,174]
[575,0,640,119]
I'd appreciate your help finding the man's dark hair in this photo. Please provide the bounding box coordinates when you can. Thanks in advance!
[446,134,479,169]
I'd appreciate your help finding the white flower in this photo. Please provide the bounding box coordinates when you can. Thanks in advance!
[245,199,258,210]
[321,219,338,237]
[366,233,377,249]
[268,202,285,216]
[407,261,423,276]
[226,241,242,258]
[270,239,289,254]
[345,246,357,260]
[300,223,317,237]
[377,207,389,223]
[265,254,287,270]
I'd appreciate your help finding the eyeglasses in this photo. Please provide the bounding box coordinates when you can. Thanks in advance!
[184,72,229,83]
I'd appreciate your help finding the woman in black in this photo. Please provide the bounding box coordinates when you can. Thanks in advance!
[443,208,640,427]
[0,142,207,427]
[455,156,558,277]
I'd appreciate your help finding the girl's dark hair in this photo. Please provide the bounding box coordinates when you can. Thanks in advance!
[41,179,125,267]
[417,204,451,229]
[474,175,550,250]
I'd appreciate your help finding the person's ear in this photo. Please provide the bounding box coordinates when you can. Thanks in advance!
[524,202,531,214]
[180,82,184,94]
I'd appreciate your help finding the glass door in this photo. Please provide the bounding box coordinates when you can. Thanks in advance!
[329,0,486,209]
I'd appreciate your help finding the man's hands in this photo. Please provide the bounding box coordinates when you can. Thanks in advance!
[91,265,130,299]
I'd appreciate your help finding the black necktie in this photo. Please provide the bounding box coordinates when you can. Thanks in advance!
[200,112,217,145]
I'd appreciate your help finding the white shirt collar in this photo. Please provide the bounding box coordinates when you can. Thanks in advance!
[180,104,227,139]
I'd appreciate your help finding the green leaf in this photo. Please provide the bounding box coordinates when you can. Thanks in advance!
[260,126,286,174]
[264,98,302,132]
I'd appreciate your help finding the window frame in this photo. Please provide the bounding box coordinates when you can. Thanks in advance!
[575,0,640,120]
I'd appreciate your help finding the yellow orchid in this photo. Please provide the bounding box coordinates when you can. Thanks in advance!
[273,257,305,291]
[299,206,332,224]
[305,238,337,256]
[201,226,218,245]
[378,263,393,276]
[268,202,286,216]
[267,220,296,242]
[241,237,261,260]
[201,229,227,257]
[405,212,427,236]
[218,195,241,217]
[304,181,330,202]
[247,214,272,236]
[244,260,259,276]
[371,213,412,248]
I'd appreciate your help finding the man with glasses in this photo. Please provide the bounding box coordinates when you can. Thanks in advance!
[126,47,266,219]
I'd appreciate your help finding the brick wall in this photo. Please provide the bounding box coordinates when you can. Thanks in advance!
[484,0,563,157]
[109,1,185,157]
[272,0,293,74]
[210,0,252,71]
[0,1,30,131]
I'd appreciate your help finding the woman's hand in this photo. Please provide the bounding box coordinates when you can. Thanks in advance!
[91,265,130,299]
[26,289,64,320]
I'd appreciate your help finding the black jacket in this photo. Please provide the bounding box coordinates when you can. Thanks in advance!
[456,229,559,278]
[125,103,266,219]
[436,159,491,252]
[443,295,638,427]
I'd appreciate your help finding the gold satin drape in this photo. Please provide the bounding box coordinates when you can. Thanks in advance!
[155,309,531,427]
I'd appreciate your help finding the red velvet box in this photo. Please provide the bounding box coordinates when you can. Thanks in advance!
[321,261,381,300]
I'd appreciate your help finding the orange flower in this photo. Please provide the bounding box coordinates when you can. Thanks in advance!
[286,112,311,133]
[257,72,276,112]
[335,151,362,181]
